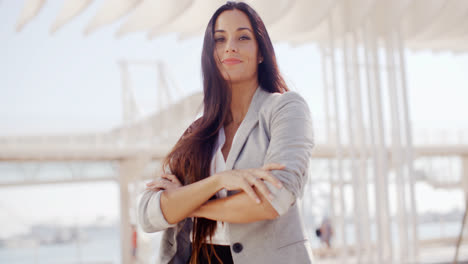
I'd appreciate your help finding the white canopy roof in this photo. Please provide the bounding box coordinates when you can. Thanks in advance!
[16,0,468,52]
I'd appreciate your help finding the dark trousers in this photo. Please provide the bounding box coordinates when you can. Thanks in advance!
[198,244,234,264]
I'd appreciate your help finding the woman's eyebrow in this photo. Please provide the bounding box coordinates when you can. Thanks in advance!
[214,27,253,33]
[237,27,252,32]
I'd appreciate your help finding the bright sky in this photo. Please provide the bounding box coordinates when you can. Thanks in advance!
[0,1,467,239]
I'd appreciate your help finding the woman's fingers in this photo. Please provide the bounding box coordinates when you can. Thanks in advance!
[253,169,283,189]
[162,174,182,185]
[262,163,286,171]
[146,186,162,192]
[146,180,164,189]
[145,180,163,191]
[161,174,172,181]
[261,164,286,188]
[252,177,275,201]
[146,179,158,186]
[244,171,274,201]
[240,179,261,204]
[146,178,170,189]
[260,170,283,189]
[219,167,284,203]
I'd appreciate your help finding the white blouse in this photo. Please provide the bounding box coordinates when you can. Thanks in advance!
[190,126,231,245]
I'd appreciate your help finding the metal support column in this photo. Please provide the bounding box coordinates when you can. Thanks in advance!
[395,28,420,261]
[368,22,393,263]
[352,28,372,262]
[328,16,348,261]
[119,160,132,264]
[385,29,410,263]
[119,157,151,264]
[454,156,468,263]
[342,30,363,261]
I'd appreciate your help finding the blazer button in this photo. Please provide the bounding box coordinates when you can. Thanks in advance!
[232,242,243,253]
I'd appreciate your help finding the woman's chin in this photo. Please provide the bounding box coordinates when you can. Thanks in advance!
[222,74,255,84]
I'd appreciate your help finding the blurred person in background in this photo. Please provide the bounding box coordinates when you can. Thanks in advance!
[139,2,314,263]
[131,224,138,262]
[316,217,333,249]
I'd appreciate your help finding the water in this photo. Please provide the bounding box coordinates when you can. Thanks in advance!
[0,227,120,264]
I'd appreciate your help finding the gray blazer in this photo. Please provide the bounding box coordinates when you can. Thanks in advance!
[139,87,315,263]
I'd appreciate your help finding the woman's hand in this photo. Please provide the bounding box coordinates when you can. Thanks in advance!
[145,174,182,192]
[215,163,285,204]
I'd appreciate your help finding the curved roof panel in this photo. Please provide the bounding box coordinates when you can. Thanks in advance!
[15,0,468,52]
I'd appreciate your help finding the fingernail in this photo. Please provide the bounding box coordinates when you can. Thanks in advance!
[256,198,261,204]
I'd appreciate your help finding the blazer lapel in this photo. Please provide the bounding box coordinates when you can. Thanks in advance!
[225,87,269,171]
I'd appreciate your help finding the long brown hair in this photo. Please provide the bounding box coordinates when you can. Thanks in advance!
[162,2,288,263]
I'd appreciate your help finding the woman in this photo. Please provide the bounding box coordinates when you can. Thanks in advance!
[139,2,314,263]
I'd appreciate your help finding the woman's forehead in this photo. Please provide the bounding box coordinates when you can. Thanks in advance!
[214,10,253,32]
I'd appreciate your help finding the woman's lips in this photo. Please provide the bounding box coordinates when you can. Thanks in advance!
[222,58,242,65]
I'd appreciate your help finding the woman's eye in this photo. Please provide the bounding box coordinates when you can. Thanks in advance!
[239,35,250,40]
[214,37,225,42]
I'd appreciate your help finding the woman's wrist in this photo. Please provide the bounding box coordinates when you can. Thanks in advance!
[210,172,224,192]
[190,207,203,218]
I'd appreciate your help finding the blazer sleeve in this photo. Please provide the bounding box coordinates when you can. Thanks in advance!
[138,189,177,233]
[263,91,314,215]
[138,119,202,233]
[138,163,178,233]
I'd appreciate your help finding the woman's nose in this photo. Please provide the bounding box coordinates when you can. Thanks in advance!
[225,40,238,53]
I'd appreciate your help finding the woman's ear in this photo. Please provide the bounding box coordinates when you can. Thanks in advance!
[258,54,264,64]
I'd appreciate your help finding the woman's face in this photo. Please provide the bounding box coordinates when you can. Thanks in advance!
[213,9,262,84]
